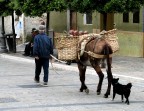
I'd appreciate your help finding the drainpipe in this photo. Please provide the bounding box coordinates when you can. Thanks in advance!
[67,9,70,32]
[143,7,144,57]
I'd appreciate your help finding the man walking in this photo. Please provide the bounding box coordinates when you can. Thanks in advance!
[33,25,53,86]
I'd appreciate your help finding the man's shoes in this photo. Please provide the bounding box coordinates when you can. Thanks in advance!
[29,55,33,57]
[23,54,29,56]
[23,54,27,56]
[34,78,39,83]
[40,82,48,87]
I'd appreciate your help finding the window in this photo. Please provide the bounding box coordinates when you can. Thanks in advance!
[123,13,129,23]
[84,12,92,25]
[133,11,139,23]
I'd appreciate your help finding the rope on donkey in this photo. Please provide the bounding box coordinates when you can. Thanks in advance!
[50,54,67,75]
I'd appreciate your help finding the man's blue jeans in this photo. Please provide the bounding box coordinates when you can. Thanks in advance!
[35,58,49,82]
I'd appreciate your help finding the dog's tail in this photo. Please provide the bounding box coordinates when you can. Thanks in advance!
[126,83,132,89]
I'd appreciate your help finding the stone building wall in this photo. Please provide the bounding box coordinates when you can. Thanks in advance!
[4,16,12,34]
[4,14,46,44]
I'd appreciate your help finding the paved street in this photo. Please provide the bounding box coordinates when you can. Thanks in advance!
[0,45,144,111]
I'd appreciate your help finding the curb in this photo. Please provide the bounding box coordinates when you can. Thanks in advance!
[0,53,96,75]
[0,53,34,63]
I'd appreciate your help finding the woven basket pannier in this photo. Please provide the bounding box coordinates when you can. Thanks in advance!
[54,36,79,60]
[103,29,119,53]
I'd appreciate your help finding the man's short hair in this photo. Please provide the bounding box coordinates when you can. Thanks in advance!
[31,28,36,33]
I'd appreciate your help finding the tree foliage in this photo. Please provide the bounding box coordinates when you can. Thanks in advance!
[67,0,144,13]
[14,0,67,17]
[0,0,22,16]
[1,0,143,17]
[104,0,144,13]
[0,0,13,16]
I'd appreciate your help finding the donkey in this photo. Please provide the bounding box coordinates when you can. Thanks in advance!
[77,35,113,98]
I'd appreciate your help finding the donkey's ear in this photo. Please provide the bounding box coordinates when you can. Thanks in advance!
[117,78,119,80]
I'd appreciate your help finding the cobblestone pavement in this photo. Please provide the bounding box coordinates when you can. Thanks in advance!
[0,44,144,111]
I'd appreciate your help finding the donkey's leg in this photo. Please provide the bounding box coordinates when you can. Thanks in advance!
[104,57,113,98]
[90,60,104,95]
[104,74,112,98]
[77,62,87,92]
[94,66,104,95]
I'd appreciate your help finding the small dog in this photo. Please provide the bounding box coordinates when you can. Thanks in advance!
[112,78,132,105]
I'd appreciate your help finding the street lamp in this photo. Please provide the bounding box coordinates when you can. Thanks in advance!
[0,16,8,53]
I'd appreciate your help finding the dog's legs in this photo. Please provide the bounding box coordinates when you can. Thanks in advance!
[112,92,116,100]
[121,95,124,102]
[125,98,129,105]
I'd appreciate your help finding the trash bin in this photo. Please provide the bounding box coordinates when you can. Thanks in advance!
[7,37,13,51]
[4,33,16,52]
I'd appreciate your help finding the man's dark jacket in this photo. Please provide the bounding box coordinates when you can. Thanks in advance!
[33,33,53,58]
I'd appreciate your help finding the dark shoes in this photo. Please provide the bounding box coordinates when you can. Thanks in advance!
[34,78,48,86]
[29,55,33,57]
[40,82,48,87]
[34,78,39,83]
[23,53,30,56]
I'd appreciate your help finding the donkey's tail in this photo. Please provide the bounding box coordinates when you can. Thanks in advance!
[103,44,113,97]
[105,44,113,79]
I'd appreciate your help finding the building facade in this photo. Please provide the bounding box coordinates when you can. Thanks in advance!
[3,7,144,57]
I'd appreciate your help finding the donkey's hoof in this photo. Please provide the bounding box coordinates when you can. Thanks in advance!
[97,92,101,95]
[79,88,83,92]
[85,89,89,94]
[104,94,108,98]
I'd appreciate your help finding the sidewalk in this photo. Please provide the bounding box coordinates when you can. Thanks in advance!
[0,44,144,111]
